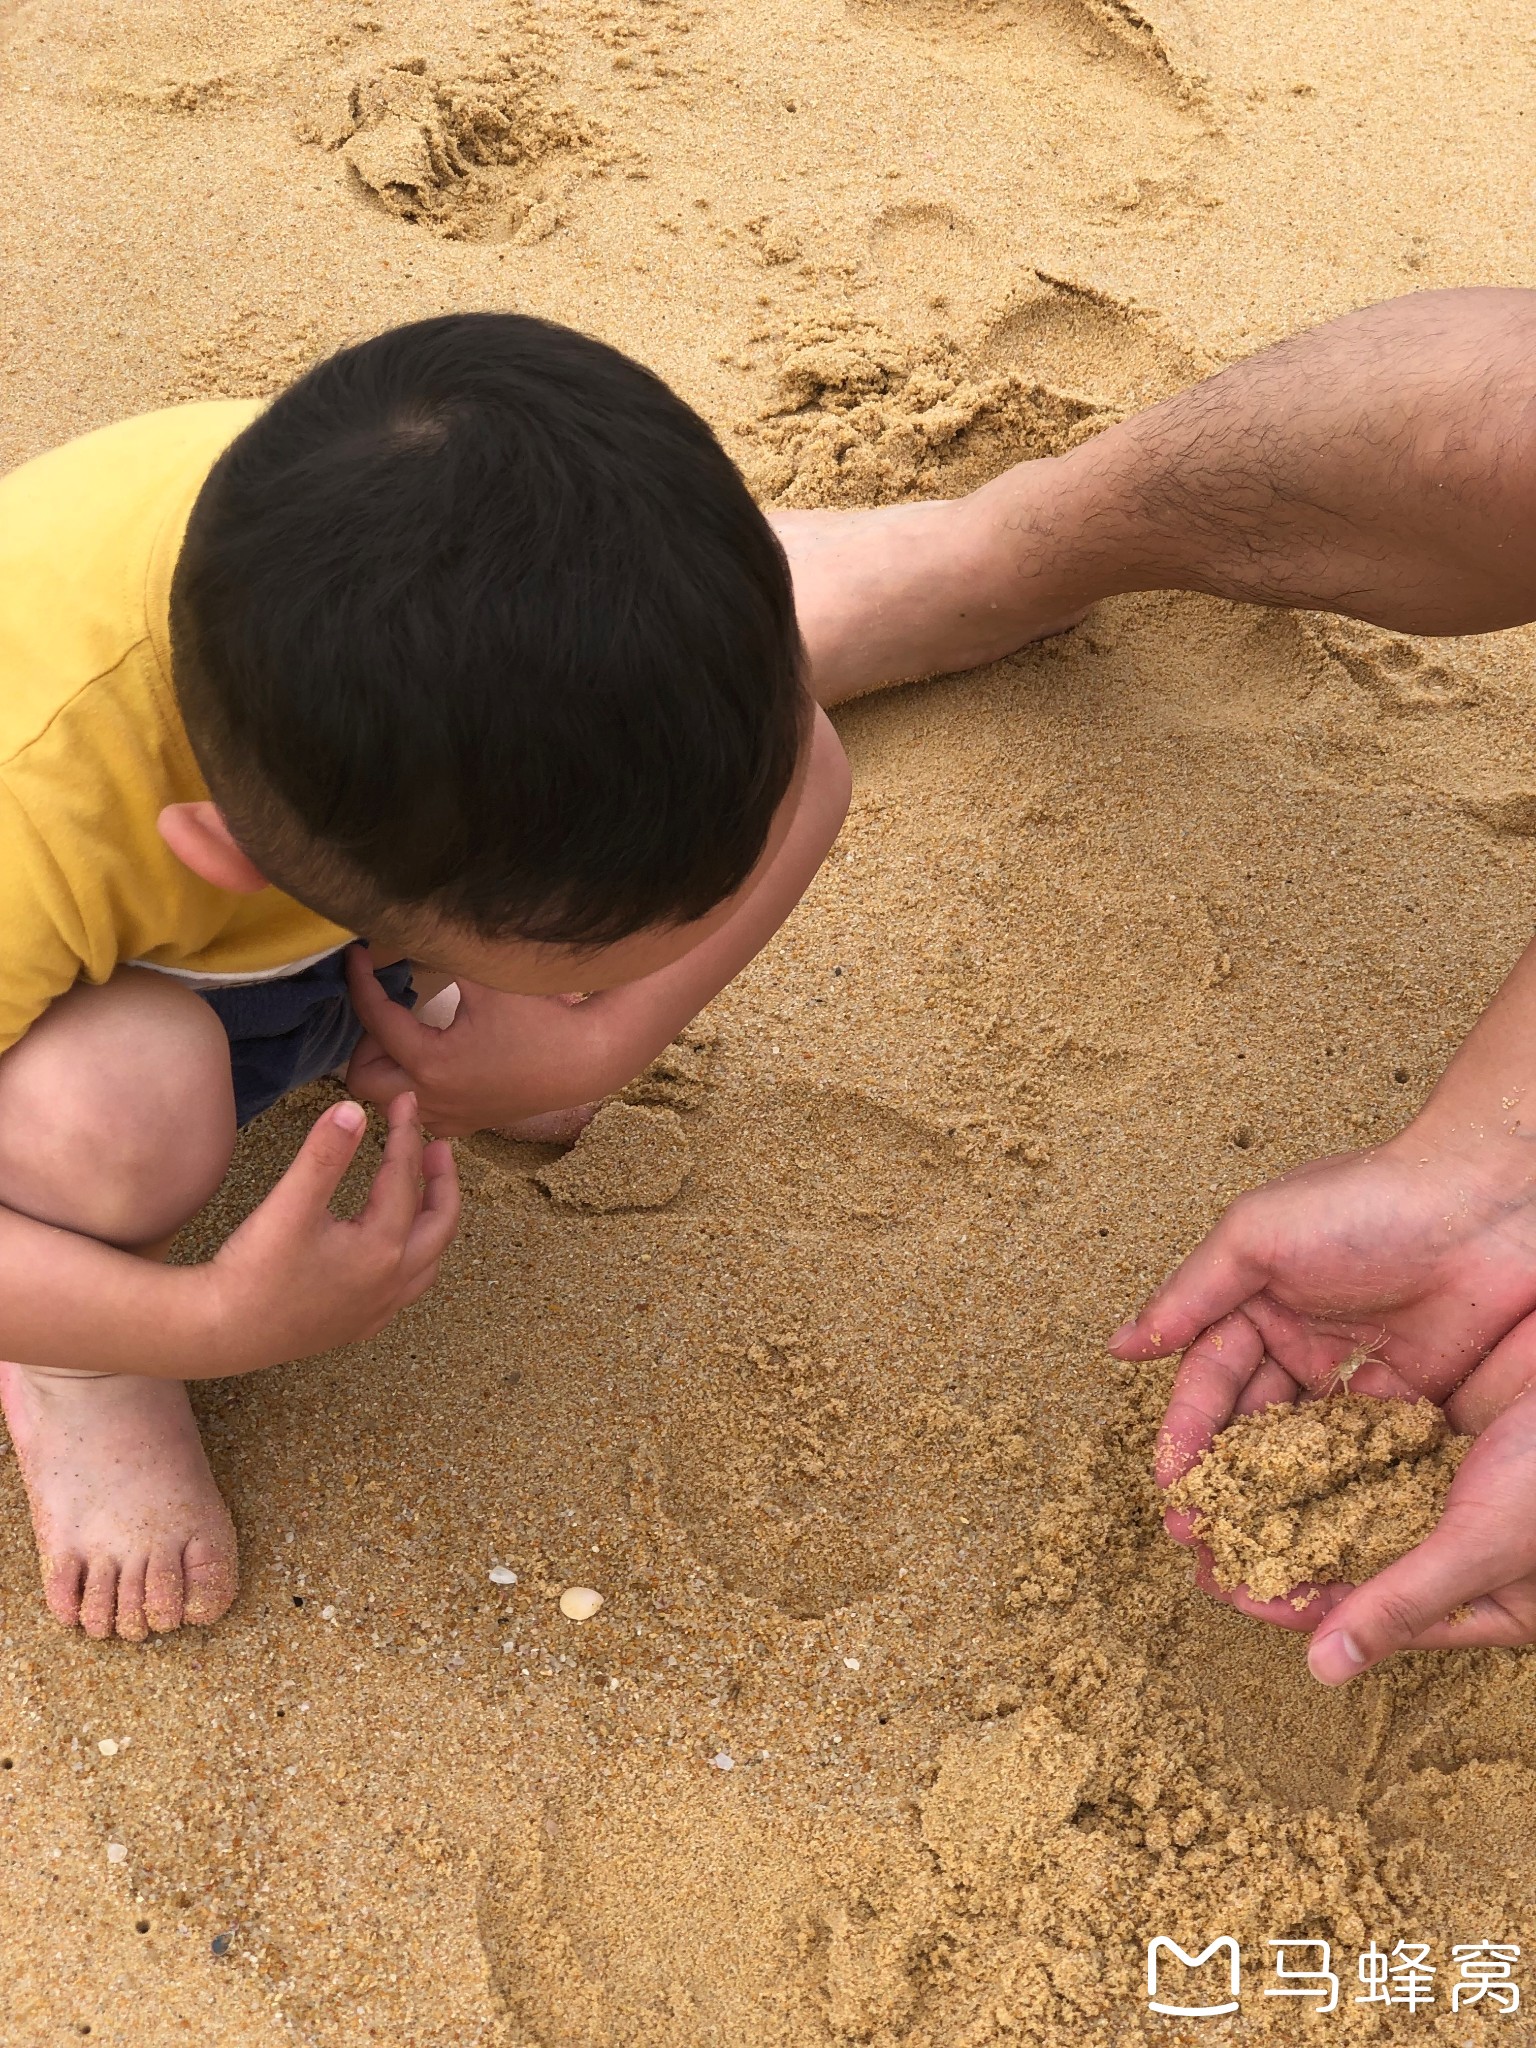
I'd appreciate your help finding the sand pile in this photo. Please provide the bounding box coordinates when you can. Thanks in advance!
[1170,1393,1470,1602]
[6,0,1536,2041]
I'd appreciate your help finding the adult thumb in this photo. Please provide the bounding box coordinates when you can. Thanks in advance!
[1306,1525,1488,1684]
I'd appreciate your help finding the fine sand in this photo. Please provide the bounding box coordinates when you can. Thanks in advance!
[1170,1395,1470,1606]
[6,1,1536,2042]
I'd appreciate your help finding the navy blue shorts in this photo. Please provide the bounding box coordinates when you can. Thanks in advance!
[200,945,416,1128]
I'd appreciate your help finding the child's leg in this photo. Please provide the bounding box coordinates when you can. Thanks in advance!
[0,970,238,1641]
[779,287,1536,703]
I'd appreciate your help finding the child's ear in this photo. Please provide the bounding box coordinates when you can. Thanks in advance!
[156,802,271,894]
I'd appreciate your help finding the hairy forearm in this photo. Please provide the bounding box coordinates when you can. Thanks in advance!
[0,1205,217,1376]
[987,287,1536,638]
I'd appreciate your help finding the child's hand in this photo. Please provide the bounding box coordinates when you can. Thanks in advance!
[202,1092,460,1370]
[345,956,606,1137]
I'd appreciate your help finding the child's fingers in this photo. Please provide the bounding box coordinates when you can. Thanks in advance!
[344,1029,415,1105]
[1110,1222,1268,1359]
[267,1101,369,1220]
[1153,1310,1265,1486]
[360,1092,426,1239]
[346,946,438,1071]
[404,1140,462,1269]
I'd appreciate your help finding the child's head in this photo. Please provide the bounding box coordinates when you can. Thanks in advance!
[170,313,807,974]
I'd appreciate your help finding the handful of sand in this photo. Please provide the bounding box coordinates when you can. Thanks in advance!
[1168,1393,1470,1604]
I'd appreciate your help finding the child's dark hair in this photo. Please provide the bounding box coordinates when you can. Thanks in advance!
[170,313,808,948]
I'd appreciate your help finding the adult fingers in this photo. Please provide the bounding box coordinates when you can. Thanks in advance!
[1233,1356,1301,1417]
[1163,1357,1296,1546]
[1222,1579,1336,1634]
[1447,1312,1536,1434]
[1110,1213,1269,1360]
[1154,1311,1266,1487]
[1378,1587,1536,1651]
[1306,1502,1532,1684]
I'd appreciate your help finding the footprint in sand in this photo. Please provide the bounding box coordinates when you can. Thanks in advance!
[745,276,1200,506]
[478,1783,930,2047]
[331,54,602,243]
[1299,614,1476,716]
[646,1087,966,1618]
[477,1786,826,2045]
[866,200,987,326]
[849,0,1193,103]
[978,273,1203,410]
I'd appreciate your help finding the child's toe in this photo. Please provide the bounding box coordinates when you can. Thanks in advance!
[114,1555,150,1642]
[79,1557,120,1639]
[144,1544,186,1633]
[41,1552,85,1629]
[181,1535,238,1627]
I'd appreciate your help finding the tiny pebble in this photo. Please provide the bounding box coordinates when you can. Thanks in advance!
[320,1605,336,1621]
[488,1566,517,1585]
[105,1843,127,1864]
[211,1931,233,1957]
[843,1658,860,1671]
[558,1586,603,1621]
[97,1739,119,1757]
[711,1752,734,1771]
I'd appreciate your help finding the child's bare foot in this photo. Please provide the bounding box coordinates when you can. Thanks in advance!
[0,1361,237,1641]
[771,473,1091,706]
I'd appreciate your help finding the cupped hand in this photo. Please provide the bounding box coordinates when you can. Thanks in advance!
[1114,1138,1536,1489]
[345,948,602,1137]
[1116,1134,1536,1677]
[203,1091,460,1371]
[1302,1348,1536,1681]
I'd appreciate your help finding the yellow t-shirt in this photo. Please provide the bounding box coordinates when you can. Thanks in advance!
[0,401,353,1056]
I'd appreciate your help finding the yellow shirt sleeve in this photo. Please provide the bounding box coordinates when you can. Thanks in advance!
[0,777,93,1056]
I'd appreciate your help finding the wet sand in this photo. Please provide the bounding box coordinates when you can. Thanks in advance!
[5,0,1536,2039]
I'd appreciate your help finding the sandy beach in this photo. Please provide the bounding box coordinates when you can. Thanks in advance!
[5,0,1536,2040]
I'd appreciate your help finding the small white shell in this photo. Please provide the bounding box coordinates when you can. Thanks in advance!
[558,1586,604,1621]
[488,1565,518,1586]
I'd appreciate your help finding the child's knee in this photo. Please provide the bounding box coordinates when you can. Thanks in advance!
[0,969,236,1244]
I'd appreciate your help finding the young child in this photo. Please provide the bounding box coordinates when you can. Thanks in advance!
[0,312,852,1642]
[10,287,1536,1667]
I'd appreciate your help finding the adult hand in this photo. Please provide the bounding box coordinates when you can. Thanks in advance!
[203,1091,459,1371]
[1115,1138,1536,1488]
[1303,1347,1536,1682]
[1114,1135,1536,1676]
